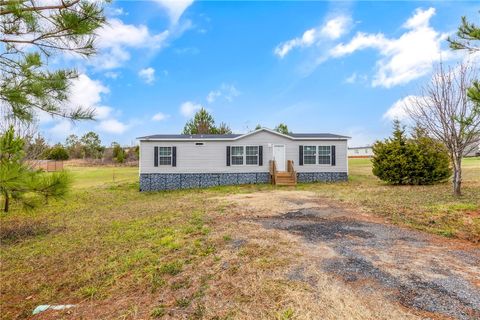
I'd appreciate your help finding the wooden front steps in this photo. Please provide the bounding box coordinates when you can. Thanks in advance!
[275,172,296,186]
[269,160,297,186]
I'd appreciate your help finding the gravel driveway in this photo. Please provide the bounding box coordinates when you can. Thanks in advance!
[254,195,480,320]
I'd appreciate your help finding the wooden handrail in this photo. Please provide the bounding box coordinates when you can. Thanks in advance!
[269,160,277,184]
[287,160,297,184]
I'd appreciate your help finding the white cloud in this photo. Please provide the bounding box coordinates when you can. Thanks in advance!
[104,71,119,79]
[403,7,435,29]
[50,120,73,135]
[331,7,450,88]
[61,74,128,134]
[206,84,240,103]
[94,106,113,120]
[383,95,420,121]
[153,0,194,25]
[321,16,352,39]
[152,112,170,121]
[274,15,352,58]
[180,101,202,117]
[65,74,116,121]
[344,72,368,84]
[345,73,357,84]
[97,119,129,134]
[107,7,126,17]
[98,19,168,50]
[68,74,109,111]
[206,90,221,103]
[138,67,156,84]
[94,18,170,69]
[221,84,240,102]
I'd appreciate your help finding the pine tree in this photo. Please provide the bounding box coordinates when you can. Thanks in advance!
[0,127,71,212]
[274,123,290,134]
[372,121,451,185]
[1,0,106,122]
[182,108,232,135]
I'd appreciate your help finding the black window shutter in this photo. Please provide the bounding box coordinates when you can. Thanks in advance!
[226,146,231,166]
[172,146,177,167]
[331,145,336,166]
[154,146,158,167]
[299,145,303,166]
[258,146,263,166]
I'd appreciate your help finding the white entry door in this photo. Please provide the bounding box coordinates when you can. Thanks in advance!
[273,145,286,171]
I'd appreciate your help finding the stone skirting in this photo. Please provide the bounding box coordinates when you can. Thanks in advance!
[139,172,348,191]
[297,172,348,183]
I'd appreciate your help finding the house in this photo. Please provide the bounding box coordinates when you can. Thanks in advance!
[137,128,350,191]
[348,146,373,158]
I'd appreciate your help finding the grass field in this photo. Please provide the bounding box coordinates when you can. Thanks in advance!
[1,159,479,319]
[304,157,479,240]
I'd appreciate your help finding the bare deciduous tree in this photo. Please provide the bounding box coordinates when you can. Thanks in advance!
[408,61,480,196]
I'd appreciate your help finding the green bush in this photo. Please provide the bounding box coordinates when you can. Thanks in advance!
[46,144,69,160]
[112,143,126,164]
[372,121,452,185]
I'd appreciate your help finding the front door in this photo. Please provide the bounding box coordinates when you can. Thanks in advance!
[273,145,286,171]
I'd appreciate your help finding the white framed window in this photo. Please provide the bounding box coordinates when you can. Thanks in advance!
[158,147,172,165]
[246,146,259,165]
[231,146,244,165]
[303,146,316,164]
[318,146,331,164]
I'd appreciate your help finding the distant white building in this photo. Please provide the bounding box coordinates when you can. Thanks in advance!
[348,146,373,158]
[464,141,480,157]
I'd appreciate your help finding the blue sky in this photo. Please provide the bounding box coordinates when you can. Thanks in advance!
[39,0,479,146]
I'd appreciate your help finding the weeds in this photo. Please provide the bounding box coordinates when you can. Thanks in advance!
[150,305,166,318]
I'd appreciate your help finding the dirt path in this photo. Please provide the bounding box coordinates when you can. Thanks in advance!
[221,190,480,320]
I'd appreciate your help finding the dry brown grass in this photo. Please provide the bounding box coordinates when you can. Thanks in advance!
[1,158,479,319]
[205,192,419,320]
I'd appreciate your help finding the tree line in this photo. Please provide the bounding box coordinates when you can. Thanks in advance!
[22,131,139,163]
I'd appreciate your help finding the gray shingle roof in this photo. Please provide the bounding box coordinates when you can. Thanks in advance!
[288,133,350,139]
[137,134,243,139]
[137,129,349,140]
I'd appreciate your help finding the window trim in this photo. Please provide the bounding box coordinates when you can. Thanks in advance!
[318,145,332,165]
[230,145,260,166]
[303,145,317,165]
[230,146,244,166]
[158,146,172,166]
[245,145,259,166]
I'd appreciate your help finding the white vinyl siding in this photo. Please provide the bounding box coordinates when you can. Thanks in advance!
[231,146,244,165]
[140,130,348,174]
[158,147,172,165]
[303,146,316,165]
[318,146,331,164]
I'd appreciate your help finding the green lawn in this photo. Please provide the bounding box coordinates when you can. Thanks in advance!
[67,166,138,189]
[1,159,479,319]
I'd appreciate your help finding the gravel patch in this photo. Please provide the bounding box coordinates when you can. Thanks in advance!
[259,207,480,320]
